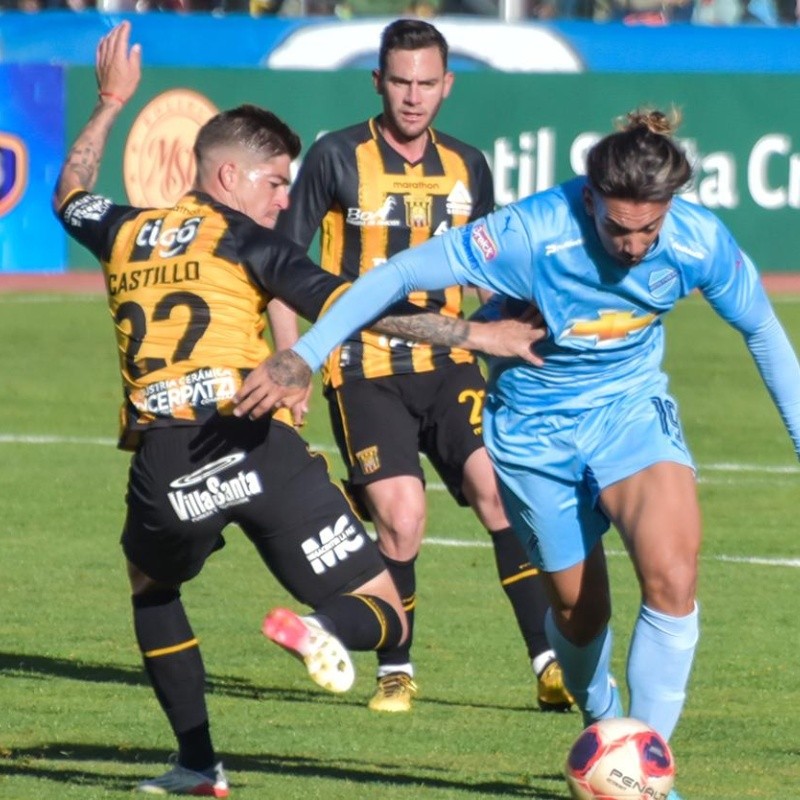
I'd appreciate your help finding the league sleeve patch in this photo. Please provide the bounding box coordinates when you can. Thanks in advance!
[471,223,498,261]
[63,193,113,228]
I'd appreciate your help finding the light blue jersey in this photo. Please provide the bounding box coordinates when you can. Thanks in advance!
[294,176,800,568]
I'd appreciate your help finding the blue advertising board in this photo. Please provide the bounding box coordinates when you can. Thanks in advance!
[1,13,800,73]
[0,65,65,273]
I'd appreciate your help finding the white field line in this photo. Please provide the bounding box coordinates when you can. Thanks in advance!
[425,539,800,569]
[3,433,799,475]
[1,432,797,569]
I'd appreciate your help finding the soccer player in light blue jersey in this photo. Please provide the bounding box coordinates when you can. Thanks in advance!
[235,109,800,798]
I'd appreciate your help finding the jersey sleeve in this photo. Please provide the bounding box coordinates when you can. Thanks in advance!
[470,151,495,219]
[239,224,349,322]
[57,190,138,262]
[292,202,536,371]
[699,222,800,458]
[275,136,339,250]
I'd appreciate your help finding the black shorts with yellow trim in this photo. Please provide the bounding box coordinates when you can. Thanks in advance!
[122,414,385,605]
[326,361,487,507]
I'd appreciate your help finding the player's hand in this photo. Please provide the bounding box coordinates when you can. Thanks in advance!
[233,350,312,420]
[466,305,548,366]
[96,21,141,106]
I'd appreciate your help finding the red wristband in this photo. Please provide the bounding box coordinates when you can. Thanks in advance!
[99,91,125,106]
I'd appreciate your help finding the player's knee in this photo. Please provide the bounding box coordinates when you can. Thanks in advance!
[373,510,425,559]
[641,553,697,616]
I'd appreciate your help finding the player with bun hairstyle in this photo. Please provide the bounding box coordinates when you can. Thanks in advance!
[237,107,800,800]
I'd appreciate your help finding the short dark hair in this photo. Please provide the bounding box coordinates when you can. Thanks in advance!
[378,18,449,74]
[194,104,301,167]
[586,108,693,202]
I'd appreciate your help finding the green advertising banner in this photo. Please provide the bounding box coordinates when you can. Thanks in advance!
[67,68,800,271]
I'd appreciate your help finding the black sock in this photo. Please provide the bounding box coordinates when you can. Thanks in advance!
[375,554,416,670]
[313,593,403,651]
[490,527,550,660]
[132,590,214,771]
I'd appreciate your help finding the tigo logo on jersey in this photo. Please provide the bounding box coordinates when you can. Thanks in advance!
[301,514,366,575]
[134,215,202,258]
[471,223,497,261]
[167,452,263,522]
[0,133,28,217]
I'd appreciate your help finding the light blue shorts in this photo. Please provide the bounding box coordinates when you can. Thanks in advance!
[483,385,694,573]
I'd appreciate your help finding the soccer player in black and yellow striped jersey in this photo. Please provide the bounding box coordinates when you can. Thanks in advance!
[53,22,547,796]
[276,18,573,714]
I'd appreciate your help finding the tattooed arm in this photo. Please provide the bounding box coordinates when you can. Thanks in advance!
[53,22,141,208]
[372,309,547,360]
[234,311,547,420]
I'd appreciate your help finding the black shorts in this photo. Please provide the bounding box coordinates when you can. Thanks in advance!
[327,362,487,506]
[121,415,385,604]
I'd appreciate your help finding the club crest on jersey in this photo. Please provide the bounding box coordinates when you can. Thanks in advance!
[471,223,497,261]
[356,445,380,475]
[404,195,432,228]
[648,268,678,299]
[0,133,27,217]
[564,310,657,344]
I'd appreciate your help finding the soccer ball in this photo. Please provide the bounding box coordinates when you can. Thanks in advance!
[564,717,675,799]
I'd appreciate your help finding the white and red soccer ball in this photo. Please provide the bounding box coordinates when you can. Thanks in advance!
[564,717,675,800]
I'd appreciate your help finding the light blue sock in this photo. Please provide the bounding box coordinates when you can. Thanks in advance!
[627,602,699,742]
[545,609,619,725]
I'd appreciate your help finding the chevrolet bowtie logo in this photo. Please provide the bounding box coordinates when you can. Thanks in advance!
[566,310,656,341]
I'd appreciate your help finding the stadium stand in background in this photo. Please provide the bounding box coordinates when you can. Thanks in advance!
[3,0,798,25]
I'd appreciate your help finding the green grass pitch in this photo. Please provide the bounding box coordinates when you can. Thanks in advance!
[0,289,797,799]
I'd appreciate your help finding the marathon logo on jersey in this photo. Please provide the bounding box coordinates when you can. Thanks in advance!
[445,180,473,217]
[346,196,400,227]
[301,513,366,575]
[62,193,113,227]
[355,445,380,475]
[132,216,203,260]
[471,223,498,261]
[131,367,238,416]
[647,268,679,299]
[0,133,28,217]
[167,452,263,523]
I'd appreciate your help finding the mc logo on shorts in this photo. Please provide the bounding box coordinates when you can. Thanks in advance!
[301,514,366,575]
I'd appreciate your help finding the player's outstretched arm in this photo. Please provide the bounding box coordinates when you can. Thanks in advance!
[53,21,141,208]
[233,310,548,420]
[373,307,547,366]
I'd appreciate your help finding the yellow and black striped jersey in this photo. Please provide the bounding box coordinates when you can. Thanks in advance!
[58,190,349,450]
[275,117,494,389]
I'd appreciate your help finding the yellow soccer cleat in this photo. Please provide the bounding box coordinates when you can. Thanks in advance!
[367,672,418,712]
[537,658,575,712]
